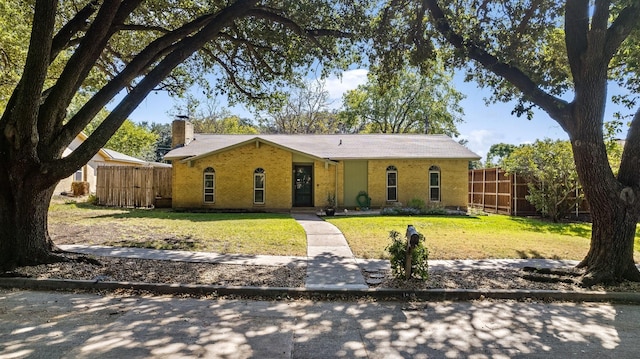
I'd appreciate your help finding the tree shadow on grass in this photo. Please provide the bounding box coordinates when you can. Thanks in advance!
[509,216,592,238]
[68,202,293,222]
[516,249,562,260]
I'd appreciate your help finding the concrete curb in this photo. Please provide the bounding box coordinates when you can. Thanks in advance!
[2,277,640,303]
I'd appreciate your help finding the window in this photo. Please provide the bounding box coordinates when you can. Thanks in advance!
[254,168,265,204]
[203,167,215,203]
[73,167,84,182]
[429,165,440,202]
[386,165,398,202]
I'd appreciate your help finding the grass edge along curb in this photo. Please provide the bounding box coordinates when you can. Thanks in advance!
[1,278,640,304]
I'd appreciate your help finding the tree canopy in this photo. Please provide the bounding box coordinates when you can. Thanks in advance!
[503,139,582,222]
[485,143,517,168]
[339,66,464,135]
[86,119,158,160]
[0,0,371,270]
[256,80,340,134]
[367,0,640,284]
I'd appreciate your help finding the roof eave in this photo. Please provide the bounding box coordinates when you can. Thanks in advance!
[179,137,337,165]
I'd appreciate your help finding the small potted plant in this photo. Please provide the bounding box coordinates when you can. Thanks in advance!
[325,192,336,216]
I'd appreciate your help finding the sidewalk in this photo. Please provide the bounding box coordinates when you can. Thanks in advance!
[291,213,368,290]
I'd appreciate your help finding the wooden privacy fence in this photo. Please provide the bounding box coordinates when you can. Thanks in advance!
[468,168,588,216]
[469,168,536,215]
[96,166,172,208]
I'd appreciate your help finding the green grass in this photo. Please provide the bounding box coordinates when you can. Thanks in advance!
[50,203,640,261]
[48,203,307,256]
[325,214,640,261]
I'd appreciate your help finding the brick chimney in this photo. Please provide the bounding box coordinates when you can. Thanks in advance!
[171,116,194,148]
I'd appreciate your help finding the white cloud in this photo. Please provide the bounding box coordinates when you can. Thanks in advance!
[322,69,369,102]
[460,129,504,160]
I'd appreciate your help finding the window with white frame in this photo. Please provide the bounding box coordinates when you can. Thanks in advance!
[386,165,398,202]
[203,167,215,203]
[429,165,441,202]
[254,168,265,204]
[73,167,84,182]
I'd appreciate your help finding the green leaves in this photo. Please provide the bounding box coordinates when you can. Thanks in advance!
[502,139,582,221]
[340,65,464,135]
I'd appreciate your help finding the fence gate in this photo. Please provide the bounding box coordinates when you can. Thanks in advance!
[96,166,171,208]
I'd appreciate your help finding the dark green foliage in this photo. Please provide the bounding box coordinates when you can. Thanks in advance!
[385,230,429,280]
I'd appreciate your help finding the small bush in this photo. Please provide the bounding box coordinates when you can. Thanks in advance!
[381,203,448,216]
[385,230,429,280]
[381,207,421,216]
[422,204,448,215]
[86,194,99,205]
[407,197,426,210]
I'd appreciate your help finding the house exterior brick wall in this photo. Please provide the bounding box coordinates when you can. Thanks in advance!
[173,142,293,209]
[312,161,338,208]
[173,150,470,210]
[367,159,469,209]
[168,131,477,211]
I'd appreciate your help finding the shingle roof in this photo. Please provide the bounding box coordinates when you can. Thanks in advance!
[164,134,480,161]
[102,148,171,167]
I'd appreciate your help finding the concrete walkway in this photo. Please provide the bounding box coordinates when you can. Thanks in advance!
[291,213,368,290]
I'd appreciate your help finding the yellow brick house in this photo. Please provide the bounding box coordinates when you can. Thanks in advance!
[164,120,480,211]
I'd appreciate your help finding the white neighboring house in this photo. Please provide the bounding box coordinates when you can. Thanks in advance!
[54,132,171,195]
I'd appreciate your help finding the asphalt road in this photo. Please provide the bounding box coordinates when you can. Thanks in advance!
[1,289,639,358]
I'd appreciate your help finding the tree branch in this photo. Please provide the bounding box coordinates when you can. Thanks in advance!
[50,0,99,61]
[617,107,640,188]
[246,8,349,56]
[565,0,589,82]
[603,2,640,63]
[51,11,217,153]
[2,0,56,152]
[50,0,260,178]
[38,0,126,145]
[424,0,571,129]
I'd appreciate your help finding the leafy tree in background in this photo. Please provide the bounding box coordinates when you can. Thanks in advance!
[194,116,258,134]
[141,122,172,162]
[485,143,517,168]
[0,0,369,270]
[86,119,158,161]
[377,0,640,284]
[257,80,340,134]
[503,139,582,222]
[169,92,258,134]
[339,66,464,135]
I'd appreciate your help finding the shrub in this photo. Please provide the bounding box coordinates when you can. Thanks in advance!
[86,194,99,205]
[422,204,448,215]
[380,203,448,216]
[385,230,429,280]
[71,181,90,196]
[407,197,426,210]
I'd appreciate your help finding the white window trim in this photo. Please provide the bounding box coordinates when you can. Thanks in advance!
[203,169,215,204]
[429,168,441,202]
[386,168,398,202]
[254,171,265,205]
[74,167,84,182]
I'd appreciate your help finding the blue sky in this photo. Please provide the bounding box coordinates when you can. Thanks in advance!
[118,68,627,161]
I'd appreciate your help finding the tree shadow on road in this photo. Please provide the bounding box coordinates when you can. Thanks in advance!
[0,289,636,358]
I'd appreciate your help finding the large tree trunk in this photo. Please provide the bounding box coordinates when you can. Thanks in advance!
[0,165,59,271]
[578,202,640,285]
[570,99,640,285]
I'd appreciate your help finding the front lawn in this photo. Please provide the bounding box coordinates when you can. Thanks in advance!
[49,202,640,262]
[325,214,640,261]
[48,203,307,256]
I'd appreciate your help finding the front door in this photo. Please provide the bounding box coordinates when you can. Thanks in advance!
[293,165,313,207]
